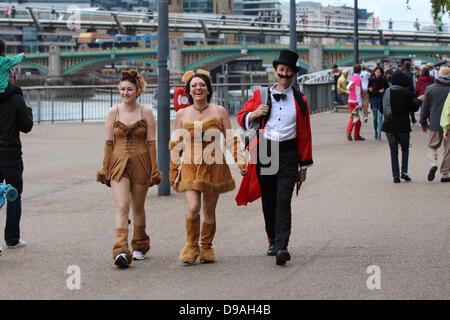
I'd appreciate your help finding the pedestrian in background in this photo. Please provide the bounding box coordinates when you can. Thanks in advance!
[276,11,282,27]
[368,66,389,141]
[415,67,434,100]
[381,71,423,183]
[420,67,450,183]
[337,69,349,107]
[360,65,372,122]
[97,70,162,268]
[347,64,365,141]
[328,64,342,106]
[440,93,450,141]
[0,69,33,250]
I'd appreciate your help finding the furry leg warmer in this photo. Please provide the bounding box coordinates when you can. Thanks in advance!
[131,225,150,255]
[179,215,200,264]
[199,222,216,263]
[112,228,132,265]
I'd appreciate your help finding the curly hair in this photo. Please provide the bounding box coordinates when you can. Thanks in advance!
[119,70,146,96]
[184,73,213,105]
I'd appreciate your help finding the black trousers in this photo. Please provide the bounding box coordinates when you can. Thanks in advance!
[256,139,298,251]
[0,158,23,246]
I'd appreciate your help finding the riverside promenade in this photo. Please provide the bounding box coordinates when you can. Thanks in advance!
[0,111,448,300]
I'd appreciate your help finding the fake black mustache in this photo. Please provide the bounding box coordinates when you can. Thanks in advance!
[278,73,293,79]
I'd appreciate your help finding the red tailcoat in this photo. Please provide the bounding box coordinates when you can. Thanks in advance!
[235,87,313,206]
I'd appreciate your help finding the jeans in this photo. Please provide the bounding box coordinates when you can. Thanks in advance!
[370,98,383,139]
[386,133,410,179]
[0,158,23,246]
[410,111,417,123]
[337,94,346,106]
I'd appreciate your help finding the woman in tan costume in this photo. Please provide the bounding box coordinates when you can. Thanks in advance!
[97,70,162,269]
[169,70,247,265]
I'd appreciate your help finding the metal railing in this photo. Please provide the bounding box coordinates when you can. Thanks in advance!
[22,82,335,123]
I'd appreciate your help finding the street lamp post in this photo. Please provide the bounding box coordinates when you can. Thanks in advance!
[157,0,170,196]
[290,0,298,88]
[353,0,359,65]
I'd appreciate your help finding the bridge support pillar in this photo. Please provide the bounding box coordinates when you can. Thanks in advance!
[309,38,323,73]
[46,44,63,85]
[169,38,184,83]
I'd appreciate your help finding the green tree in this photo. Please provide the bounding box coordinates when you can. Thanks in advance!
[407,0,450,19]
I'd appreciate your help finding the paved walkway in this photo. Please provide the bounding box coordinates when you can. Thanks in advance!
[0,111,448,299]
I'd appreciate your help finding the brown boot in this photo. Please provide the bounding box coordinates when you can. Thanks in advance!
[179,215,200,265]
[131,225,150,260]
[199,222,216,263]
[112,228,132,268]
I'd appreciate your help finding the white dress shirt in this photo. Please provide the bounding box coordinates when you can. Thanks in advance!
[245,82,297,142]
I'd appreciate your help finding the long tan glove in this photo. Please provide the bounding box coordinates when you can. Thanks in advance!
[147,140,162,186]
[226,135,247,175]
[96,140,113,186]
[169,139,184,186]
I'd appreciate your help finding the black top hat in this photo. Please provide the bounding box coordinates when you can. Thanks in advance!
[273,50,299,73]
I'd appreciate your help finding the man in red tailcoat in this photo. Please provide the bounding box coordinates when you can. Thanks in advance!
[236,50,313,265]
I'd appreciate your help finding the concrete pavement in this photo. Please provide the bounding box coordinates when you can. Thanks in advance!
[0,111,448,300]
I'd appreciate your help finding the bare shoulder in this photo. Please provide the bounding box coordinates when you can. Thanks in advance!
[106,105,119,119]
[214,105,229,117]
[142,104,155,118]
[175,106,188,120]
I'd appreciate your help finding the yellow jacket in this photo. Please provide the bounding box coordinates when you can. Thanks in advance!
[440,92,450,132]
[337,69,350,95]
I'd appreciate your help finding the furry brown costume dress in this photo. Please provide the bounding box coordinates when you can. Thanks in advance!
[97,107,161,264]
[170,116,245,264]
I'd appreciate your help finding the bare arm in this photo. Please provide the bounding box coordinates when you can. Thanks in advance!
[144,105,157,141]
[105,107,116,141]
[219,105,247,176]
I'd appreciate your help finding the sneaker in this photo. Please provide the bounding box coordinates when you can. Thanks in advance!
[441,173,450,183]
[347,134,353,141]
[354,136,366,141]
[114,253,129,269]
[0,246,3,256]
[401,173,412,182]
[393,178,401,183]
[132,251,145,260]
[428,166,438,181]
[7,240,26,249]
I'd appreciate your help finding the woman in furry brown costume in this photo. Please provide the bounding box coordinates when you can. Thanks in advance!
[169,70,247,265]
[97,70,162,269]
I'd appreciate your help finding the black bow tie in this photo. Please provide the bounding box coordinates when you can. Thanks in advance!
[272,93,287,102]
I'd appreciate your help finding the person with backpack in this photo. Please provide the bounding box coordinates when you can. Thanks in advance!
[368,66,389,141]
[381,71,423,183]
[236,50,313,266]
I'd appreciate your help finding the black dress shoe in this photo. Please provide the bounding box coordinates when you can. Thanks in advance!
[393,178,401,183]
[275,250,291,266]
[347,134,353,141]
[441,177,450,183]
[267,242,277,256]
[354,136,366,141]
[401,173,412,182]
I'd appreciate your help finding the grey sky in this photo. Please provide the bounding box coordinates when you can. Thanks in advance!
[292,0,449,25]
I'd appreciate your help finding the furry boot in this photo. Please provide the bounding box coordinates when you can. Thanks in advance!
[179,215,200,265]
[131,225,150,256]
[112,228,132,267]
[199,222,216,263]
